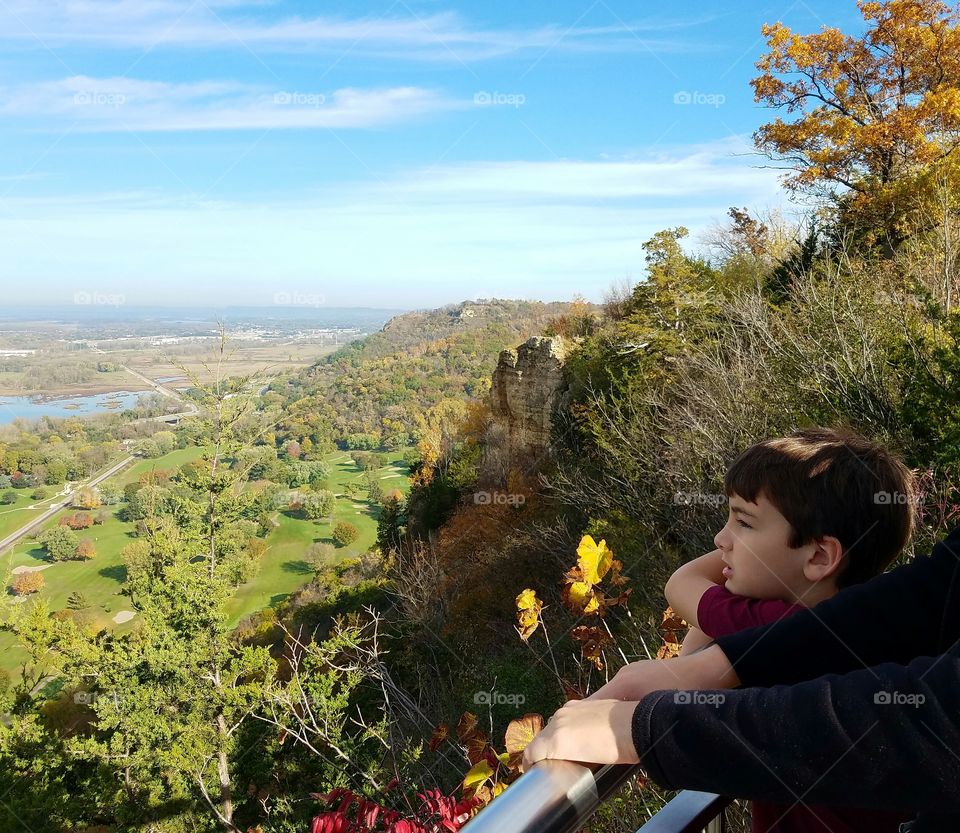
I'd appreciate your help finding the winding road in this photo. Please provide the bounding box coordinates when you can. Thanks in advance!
[0,453,137,555]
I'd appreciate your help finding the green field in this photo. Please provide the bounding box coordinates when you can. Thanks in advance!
[0,490,54,540]
[0,447,410,674]
[114,446,207,486]
[225,451,410,624]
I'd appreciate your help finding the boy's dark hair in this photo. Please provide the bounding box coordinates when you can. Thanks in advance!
[724,427,915,588]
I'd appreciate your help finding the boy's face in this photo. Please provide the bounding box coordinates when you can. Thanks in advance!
[713,491,812,602]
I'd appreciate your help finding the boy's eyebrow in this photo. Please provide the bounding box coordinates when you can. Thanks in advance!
[729,501,758,519]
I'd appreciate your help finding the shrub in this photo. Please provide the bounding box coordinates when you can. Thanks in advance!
[11,572,44,595]
[302,490,335,520]
[305,542,337,570]
[72,488,101,510]
[75,539,96,560]
[332,522,360,547]
[60,512,94,530]
[39,526,79,561]
[67,591,89,610]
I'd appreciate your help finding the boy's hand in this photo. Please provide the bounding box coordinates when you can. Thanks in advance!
[519,699,640,772]
[519,648,741,772]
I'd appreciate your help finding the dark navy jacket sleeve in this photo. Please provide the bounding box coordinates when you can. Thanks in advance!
[632,652,960,812]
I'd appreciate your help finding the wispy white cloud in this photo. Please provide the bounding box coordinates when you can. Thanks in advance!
[386,153,774,202]
[0,75,461,130]
[0,1,721,61]
[0,139,791,306]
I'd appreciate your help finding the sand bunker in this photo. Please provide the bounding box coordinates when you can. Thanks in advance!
[11,564,51,575]
[112,610,136,624]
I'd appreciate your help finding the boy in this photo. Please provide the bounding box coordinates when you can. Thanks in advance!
[663,428,916,832]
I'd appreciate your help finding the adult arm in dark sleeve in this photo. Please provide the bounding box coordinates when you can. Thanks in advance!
[713,526,960,687]
[633,652,960,812]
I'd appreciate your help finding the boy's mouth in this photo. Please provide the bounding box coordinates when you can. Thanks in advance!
[722,565,733,578]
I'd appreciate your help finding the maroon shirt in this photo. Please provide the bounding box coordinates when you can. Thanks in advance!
[697,585,910,833]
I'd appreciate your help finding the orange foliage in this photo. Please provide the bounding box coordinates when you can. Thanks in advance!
[656,606,687,660]
[433,469,538,635]
[754,1,960,188]
[11,571,44,595]
[427,710,544,811]
[459,401,492,445]
[75,539,97,560]
[752,0,960,240]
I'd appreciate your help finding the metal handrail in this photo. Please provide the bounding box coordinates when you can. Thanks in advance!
[638,791,731,832]
[459,761,731,833]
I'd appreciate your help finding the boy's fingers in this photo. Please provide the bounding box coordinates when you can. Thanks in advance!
[523,734,548,769]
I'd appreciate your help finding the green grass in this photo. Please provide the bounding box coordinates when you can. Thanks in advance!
[0,490,53,540]
[0,447,411,673]
[225,449,410,625]
[115,446,207,485]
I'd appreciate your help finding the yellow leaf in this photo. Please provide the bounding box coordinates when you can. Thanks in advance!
[463,760,494,792]
[516,588,543,640]
[576,535,613,585]
[567,581,599,613]
[504,714,545,754]
[516,588,539,610]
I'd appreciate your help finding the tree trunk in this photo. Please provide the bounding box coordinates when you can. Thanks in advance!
[215,714,236,830]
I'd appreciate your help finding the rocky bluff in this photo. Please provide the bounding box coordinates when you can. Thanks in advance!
[486,336,571,475]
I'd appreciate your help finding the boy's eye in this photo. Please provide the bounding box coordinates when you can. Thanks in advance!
[736,519,752,529]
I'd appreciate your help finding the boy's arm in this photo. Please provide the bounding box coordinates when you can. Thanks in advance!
[664,549,727,627]
[592,525,960,703]
[588,643,740,701]
[678,627,714,656]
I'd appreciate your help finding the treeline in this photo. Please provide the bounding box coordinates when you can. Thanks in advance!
[0,408,187,490]
[16,360,99,390]
[0,418,124,488]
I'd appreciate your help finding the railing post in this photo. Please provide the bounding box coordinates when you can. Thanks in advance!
[705,812,725,833]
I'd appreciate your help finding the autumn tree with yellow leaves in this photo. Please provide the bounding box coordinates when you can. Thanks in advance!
[752,0,960,252]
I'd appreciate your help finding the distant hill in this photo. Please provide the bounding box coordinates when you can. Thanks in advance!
[280,299,578,446]
[346,298,572,357]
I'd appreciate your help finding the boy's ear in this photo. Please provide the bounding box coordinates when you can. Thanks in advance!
[804,536,845,582]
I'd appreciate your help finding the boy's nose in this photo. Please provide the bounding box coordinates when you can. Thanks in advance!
[714,525,731,550]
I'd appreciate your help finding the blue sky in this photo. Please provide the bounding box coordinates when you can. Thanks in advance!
[0,0,866,310]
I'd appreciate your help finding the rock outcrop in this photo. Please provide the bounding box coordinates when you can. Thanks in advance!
[486,336,571,473]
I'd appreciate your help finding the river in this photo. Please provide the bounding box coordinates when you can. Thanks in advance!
[0,390,147,423]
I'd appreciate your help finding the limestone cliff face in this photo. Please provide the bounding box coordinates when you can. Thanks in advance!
[486,336,571,472]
